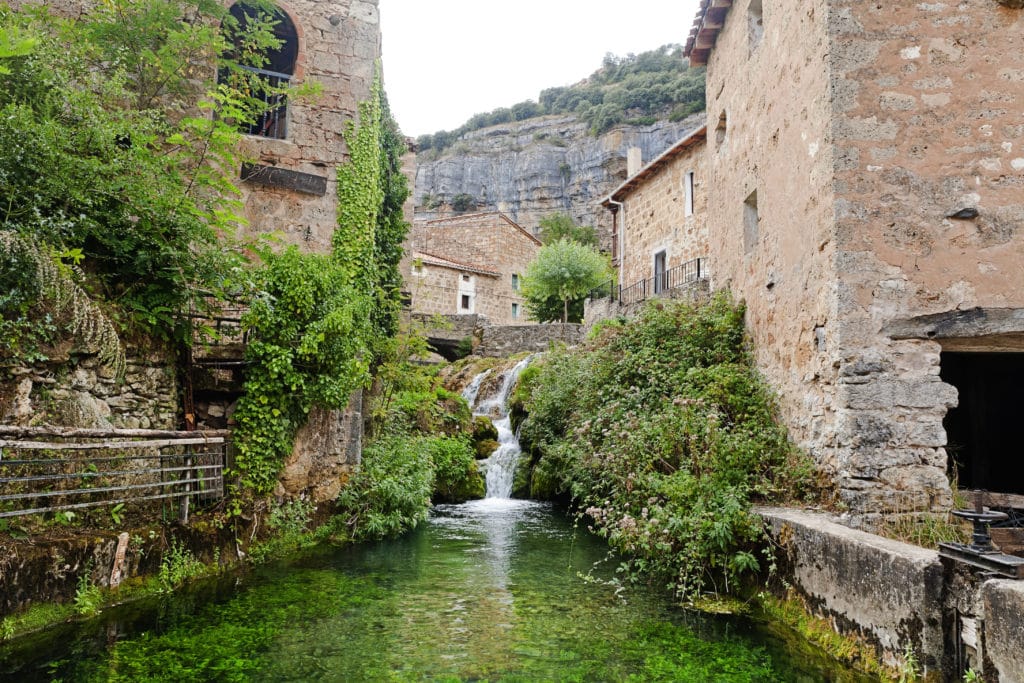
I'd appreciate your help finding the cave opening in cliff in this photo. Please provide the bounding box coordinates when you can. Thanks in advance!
[941,351,1024,496]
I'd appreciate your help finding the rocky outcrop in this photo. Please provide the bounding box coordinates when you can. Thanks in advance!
[415,114,705,247]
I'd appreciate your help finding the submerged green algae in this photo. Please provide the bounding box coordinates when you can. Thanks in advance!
[0,501,876,682]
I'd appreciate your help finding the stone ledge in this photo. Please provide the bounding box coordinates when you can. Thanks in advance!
[756,506,945,674]
[981,579,1024,683]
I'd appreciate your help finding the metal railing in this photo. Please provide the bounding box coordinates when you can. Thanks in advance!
[0,427,229,522]
[238,65,290,139]
[590,257,707,306]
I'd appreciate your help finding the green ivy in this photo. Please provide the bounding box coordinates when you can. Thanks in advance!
[232,74,409,496]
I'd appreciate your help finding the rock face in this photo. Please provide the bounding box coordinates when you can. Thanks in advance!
[414,114,705,247]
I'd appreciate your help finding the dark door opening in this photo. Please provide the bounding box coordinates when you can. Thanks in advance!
[941,352,1024,495]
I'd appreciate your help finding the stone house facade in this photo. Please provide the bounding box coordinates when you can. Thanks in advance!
[404,212,540,325]
[601,127,709,295]
[680,0,1024,522]
[233,0,381,252]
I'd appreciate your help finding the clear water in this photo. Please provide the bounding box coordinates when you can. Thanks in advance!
[0,501,876,682]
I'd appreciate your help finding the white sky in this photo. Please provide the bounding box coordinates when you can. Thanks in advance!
[380,0,703,138]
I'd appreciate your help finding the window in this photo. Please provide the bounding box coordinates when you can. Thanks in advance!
[716,111,728,149]
[743,190,759,254]
[511,273,520,291]
[512,303,520,319]
[653,250,667,294]
[225,3,299,139]
[684,171,695,217]
[462,274,471,282]
[461,294,471,310]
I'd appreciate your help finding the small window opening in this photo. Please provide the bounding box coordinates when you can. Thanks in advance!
[512,302,520,319]
[225,2,298,139]
[716,111,728,149]
[941,352,1024,496]
[748,0,764,54]
[653,250,667,294]
[511,273,520,291]
[684,171,695,217]
[462,274,471,282]
[743,190,759,254]
[460,294,471,310]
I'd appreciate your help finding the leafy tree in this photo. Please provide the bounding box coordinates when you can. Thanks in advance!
[537,213,598,248]
[0,0,288,344]
[450,193,476,213]
[522,239,612,323]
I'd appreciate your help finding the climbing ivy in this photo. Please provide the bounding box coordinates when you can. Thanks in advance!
[232,74,409,495]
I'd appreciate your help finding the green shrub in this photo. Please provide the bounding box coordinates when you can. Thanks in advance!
[519,294,811,599]
[335,431,435,541]
[158,540,206,593]
[426,435,485,503]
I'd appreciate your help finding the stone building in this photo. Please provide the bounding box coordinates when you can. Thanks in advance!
[232,0,381,252]
[601,127,709,299]
[404,212,540,324]
[676,0,1024,522]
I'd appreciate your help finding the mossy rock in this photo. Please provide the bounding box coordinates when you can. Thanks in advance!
[472,415,498,442]
[475,438,499,459]
[512,455,533,499]
[434,460,486,503]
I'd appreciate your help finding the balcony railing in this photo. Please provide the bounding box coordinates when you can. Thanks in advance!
[589,257,707,306]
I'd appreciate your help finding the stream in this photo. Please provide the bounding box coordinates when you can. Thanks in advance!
[0,361,876,681]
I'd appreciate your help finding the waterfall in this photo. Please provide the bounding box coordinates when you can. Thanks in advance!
[462,356,533,499]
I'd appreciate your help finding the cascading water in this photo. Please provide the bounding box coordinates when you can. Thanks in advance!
[462,356,533,499]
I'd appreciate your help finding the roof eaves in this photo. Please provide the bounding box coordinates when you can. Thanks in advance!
[683,0,733,67]
[601,126,708,205]
[413,251,501,277]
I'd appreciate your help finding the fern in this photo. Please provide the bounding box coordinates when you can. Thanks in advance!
[0,231,125,377]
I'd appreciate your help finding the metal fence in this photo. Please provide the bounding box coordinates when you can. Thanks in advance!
[239,65,290,139]
[0,427,229,523]
[590,257,707,306]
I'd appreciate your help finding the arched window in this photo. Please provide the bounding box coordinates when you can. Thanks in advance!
[226,2,299,139]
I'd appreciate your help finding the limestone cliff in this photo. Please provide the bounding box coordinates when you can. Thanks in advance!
[414,113,705,246]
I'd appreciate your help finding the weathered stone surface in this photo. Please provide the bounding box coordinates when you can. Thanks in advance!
[982,579,1024,683]
[475,324,584,358]
[414,114,705,250]
[279,392,362,503]
[758,507,946,674]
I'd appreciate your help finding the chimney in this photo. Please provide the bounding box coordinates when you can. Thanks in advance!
[627,147,643,177]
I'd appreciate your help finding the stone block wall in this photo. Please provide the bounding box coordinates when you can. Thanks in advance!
[0,347,178,431]
[406,213,539,325]
[825,0,1024,517]
[617,139,709,289]
[475,324,584,358]
[759,507,947,675]
[982,579,1024,682]
[236,0,381,253]
[702,0,841,502]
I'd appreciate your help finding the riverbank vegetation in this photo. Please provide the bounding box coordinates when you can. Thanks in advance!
[516,294,816,600]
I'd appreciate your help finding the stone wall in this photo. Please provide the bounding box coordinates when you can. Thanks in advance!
[475,324,584,358]
[825,0,1024,518]
[278,392,362,503]
[0,346,178,430]
[693,0,1024,520]
[760,506,1024,681]
[982,579,1024,682]
[235,0,380,253]
[702,0,844,509]
[615,137,709,289]
[759,507,947,675]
